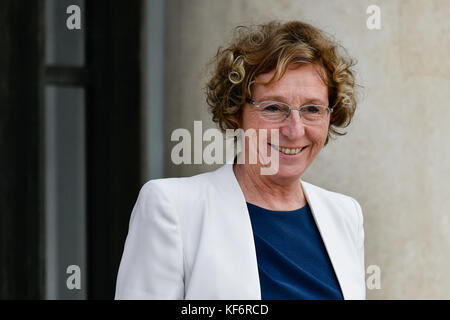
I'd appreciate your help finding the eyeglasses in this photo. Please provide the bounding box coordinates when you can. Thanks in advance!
[246,98,333,124]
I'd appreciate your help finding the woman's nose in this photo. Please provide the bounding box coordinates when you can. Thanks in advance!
[280,110,305,139]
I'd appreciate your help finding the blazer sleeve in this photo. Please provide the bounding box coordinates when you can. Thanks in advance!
[115,180,184,299]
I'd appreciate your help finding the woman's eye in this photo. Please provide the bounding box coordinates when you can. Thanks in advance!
[305,106,320,113]
[263,104,282,112]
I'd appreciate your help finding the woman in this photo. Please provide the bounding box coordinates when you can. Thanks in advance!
[115,20,365,300]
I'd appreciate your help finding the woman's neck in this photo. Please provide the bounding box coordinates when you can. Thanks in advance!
[233,163,306,211]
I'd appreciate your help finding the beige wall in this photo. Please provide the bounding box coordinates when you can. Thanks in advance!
[160,0,450,299]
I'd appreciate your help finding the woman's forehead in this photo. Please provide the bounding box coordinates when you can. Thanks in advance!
[253,64,328,103]
[256,63,326,84]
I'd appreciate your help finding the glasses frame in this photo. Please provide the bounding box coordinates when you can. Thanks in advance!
[246,97,334,123]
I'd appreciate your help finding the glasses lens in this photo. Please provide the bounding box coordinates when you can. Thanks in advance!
[301,105,329,123]
[258,102,289,122]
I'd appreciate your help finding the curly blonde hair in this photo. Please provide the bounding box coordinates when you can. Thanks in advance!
[205,20,357,145]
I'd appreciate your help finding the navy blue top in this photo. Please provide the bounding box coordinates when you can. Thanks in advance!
[246,202,343,300]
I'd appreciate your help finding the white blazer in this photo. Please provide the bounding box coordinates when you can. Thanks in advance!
[115,163,366,300]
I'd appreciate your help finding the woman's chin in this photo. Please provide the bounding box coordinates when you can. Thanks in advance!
[270,165,305,182]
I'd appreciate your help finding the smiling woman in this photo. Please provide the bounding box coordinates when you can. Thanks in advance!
[115,20,365,300]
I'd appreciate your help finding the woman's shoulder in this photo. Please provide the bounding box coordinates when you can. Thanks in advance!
[134,167,229,233]
[138,165,225,204]
[301,180,363,245]
[144,167,219,188]
[301,180,362,222]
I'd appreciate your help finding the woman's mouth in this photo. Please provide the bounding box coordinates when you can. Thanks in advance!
[269,143,306,156]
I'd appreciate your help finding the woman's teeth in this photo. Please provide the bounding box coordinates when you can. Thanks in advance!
[270,144,304,155]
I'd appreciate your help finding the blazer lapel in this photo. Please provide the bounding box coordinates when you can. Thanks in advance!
[300,180,355,299]
[213,163,262,299]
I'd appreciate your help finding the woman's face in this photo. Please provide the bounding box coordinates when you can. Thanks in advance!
[240,63,330,182]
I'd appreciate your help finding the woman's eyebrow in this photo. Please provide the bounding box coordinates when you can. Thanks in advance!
[257,95,290,103]
[258,95,328,106]
[302,99,329,106]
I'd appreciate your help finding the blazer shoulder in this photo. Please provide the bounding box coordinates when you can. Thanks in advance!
[302,180,362,222]
[139,168,219,205]
[303,180,354,199]
[145,168,216,187]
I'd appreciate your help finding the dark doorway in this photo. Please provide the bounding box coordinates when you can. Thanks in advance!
[0,0,142,299]
[85,0,142,299]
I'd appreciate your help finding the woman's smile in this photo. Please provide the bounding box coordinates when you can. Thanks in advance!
[268,143,307,157]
